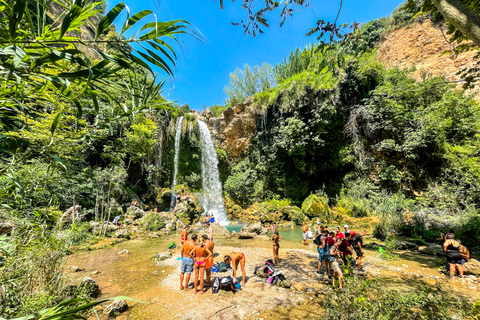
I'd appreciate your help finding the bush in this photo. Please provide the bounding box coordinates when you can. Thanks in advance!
[323,278,472,319]
[142,212,165,231]
[301,194,330,218]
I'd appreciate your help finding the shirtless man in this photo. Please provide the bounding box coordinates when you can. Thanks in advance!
[201,234,215,287]
[206,222,213,241]
[180,225,190,245]
[224,252,247,286]
[179,234,197,291]
[190,240,212,294]
[302,221,309,246]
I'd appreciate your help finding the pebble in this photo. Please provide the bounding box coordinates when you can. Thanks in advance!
[91,271,99,274]
[131,270,135,273]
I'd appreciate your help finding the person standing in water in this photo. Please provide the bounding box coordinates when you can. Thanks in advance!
[190,239,212,294]
[179,234,197,291]
[302,221,309,246]
[224,252,247,286]
[272,229,282,265]
[201,234,215,287]
[443,233,464,278]
[206,222,213,241]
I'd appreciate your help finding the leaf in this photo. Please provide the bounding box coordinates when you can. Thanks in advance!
[96,3,126,40]
[50,112,62,136]
[9,0,27,39]
[121,9,153,35]
[49,154,67,171]
[60,1,84,39]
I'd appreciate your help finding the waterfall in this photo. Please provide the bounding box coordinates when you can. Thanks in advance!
[197,120,228,225]
[171,116,184,204]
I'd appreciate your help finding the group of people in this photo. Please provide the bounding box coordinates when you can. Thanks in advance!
[304,222,365,288]
[178,221,247,294]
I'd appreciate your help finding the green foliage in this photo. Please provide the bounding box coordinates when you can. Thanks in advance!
[301,193,330,218]
[224,63,276,107]
[379,235,399,260]
[208,105,227,118]
[323,278,472,319]
[125,116,158,162]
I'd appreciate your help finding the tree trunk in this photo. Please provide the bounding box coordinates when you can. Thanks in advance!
[72,195,76,225]
[95,191,98,222]
[431,0,480,47]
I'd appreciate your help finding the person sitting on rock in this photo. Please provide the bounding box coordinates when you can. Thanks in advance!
[224,252,247,286]
[443,233,464,278]
[203,215,210,224]
[112,215,122,228]
[181,185,185,195]
[153,207,157,213]
[209,215,215,223]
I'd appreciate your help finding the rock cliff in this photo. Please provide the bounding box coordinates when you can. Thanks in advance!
[377,19,478,97]
[206,98,256,162]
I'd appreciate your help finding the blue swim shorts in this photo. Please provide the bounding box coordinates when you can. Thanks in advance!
[181,257,194,274]
[318,248,325,262]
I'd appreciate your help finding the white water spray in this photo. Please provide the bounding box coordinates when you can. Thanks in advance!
[197,120,228,225]
[171,116,183,203]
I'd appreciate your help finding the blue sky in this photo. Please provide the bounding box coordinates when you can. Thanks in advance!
[108,0,405,111]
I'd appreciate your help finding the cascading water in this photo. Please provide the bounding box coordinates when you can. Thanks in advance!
[197,120,228,225]
[171,116,184,204]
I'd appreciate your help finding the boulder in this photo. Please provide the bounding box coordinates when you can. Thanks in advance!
[78,277,100,298]
[59,205,84,224]
[124,218,133,225]
[69,266,81,272]
[396,241,419,250]
[155,252,172,262]
[463,259,480,276]
[118,249,130,255]
[114,229,130,239]
[222,107,235,122]
[238,232,257,239]
[104,299,128,316]
[127,206,146,219]
[417,244,443,255]
[276,280,292,289]
[191,222,231,237]
[89,221,101,228]
[283,206,304,225]
[173,195,202,225]
[253,235,270,241]
[239,222,262,235]
[165,222,177,232]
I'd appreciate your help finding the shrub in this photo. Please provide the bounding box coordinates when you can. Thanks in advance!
[301,194,330,218]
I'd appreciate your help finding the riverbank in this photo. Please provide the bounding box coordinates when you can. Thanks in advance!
[63,229,480,320]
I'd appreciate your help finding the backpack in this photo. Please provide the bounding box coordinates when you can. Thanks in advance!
[218,262,228,272]
[268,271,286,286]
[212,277,220,294]
[219,276,236,292]
[264,259,275,275]
[460,245,470,261]
[313,235,322,246]
[167,242,176,249]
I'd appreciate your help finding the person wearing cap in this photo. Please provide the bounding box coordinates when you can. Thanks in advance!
[344,225,350,236]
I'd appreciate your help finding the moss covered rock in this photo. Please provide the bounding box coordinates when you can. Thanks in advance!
[301,194,330,219]
[141,212,166,231]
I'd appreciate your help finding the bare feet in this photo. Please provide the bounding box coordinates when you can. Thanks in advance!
[241,282,245,287]
[179,286,184,291]
[199,290,206,295]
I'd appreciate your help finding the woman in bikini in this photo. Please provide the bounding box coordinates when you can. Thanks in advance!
[272,229,282,265]
[224,252,246,286]
[190,242,212,294]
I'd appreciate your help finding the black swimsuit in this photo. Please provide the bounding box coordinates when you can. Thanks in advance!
[446,241,462,265]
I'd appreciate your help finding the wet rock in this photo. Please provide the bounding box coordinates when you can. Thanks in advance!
[59,205,84,224]
[418,244,443,255]
[104,299,128,316]
[155,252,172,261]
[396,241,419,250]
[118,249,130,255]
[78,277,100,298]
[463,259,480,276]
[238,232,257,239]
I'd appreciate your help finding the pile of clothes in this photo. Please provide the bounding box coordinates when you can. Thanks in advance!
[254,259,291,288]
